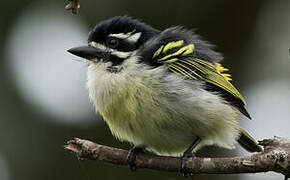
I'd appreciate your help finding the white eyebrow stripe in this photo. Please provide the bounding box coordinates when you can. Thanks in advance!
[126,32,142,43]
[109,29,135,39]
[108,31,142,43]
[109,33,131,39]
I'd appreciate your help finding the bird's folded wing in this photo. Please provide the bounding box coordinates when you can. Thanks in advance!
[152,40,250,118]
[153,41,245,104]
[167,58,246,105]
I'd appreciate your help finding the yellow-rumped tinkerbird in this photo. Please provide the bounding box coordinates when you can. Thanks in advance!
[68,16,262,175]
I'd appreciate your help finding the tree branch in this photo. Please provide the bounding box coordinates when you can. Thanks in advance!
[64,136,290,179]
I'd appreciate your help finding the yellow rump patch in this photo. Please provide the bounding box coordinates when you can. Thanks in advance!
[215,63,232,81]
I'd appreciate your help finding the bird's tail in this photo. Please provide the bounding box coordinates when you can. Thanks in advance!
[237,127,262,152]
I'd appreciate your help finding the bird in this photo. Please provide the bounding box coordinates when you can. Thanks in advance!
[68,16,262,174]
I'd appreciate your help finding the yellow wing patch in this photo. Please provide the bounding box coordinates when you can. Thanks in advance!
[159,44,194,61]
[163,40,184,53]
[153,45,164,58]
[153,40,195,61]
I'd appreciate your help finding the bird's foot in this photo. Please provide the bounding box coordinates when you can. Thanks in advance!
[126,146,143,172]
[179,137,201,177]
[180,152,195,177]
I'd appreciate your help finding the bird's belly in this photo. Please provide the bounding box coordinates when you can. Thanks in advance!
[102,109,197,156]
[99,92,200,156]
[100,91,240,156]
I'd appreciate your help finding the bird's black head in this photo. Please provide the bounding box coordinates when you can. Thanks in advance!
[88,16,160,49]
[68,16,160,66]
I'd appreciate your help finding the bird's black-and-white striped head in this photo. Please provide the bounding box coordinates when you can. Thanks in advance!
[68,16,160,66]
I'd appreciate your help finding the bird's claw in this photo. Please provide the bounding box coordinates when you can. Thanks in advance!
[180,153,195,177]
[126,147,143,171]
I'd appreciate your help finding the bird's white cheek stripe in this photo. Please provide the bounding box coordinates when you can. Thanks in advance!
[111,51,132,59]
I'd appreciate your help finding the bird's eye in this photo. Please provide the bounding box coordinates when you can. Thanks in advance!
[106,38,119,48]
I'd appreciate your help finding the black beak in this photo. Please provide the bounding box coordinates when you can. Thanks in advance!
[67,46,106,60]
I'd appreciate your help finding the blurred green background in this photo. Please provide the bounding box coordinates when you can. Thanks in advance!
[1,0,290,180]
